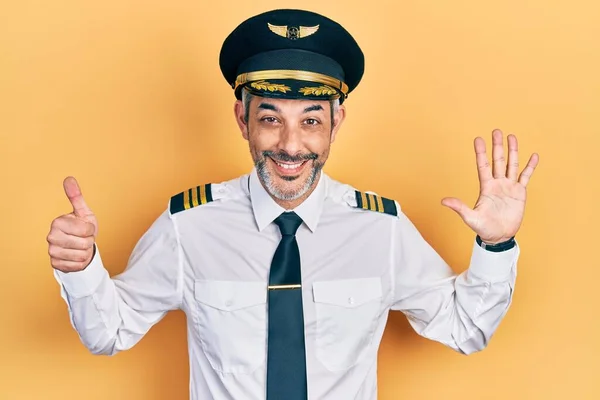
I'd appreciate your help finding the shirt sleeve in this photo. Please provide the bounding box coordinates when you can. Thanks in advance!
[390,210,519,355]
[53,209,183,356]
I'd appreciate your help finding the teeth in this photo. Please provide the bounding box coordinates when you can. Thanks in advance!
[276,161,303,169]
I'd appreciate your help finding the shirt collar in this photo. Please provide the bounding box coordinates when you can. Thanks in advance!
[249,168,327,233]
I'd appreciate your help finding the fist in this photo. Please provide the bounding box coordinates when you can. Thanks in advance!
[47,177,99,273]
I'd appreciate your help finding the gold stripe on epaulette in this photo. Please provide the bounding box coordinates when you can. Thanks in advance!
[368,194,377,211]
[191,187,199,207]
[183,190,190,210]
[360,191,368,211]
[376,195,384,213]
[199,184,207,205]
[170,183,214,215]
[353,190,398,217]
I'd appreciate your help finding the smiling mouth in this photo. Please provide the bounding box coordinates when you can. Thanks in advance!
[269,157,309,175]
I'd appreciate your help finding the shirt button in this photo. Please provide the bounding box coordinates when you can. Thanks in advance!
[348,297,354,305]
[225,300,233,307]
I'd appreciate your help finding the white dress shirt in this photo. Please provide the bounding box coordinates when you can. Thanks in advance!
[54,169,519,400]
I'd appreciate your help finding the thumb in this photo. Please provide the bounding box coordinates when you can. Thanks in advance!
[63,176,93,218]
[441,197,477,226]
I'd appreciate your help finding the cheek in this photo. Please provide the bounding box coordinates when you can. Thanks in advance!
[248,127,278,150]
[303,130,331,154]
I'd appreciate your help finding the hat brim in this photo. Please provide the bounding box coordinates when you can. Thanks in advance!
[239,79,342,101]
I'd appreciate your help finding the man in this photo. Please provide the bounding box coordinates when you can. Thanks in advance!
[47,8,539,400]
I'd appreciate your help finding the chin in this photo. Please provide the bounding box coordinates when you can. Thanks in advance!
[268,174,311,201]
[260,163,318,201]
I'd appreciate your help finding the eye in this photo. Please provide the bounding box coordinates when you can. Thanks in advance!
[304,118,320,125]
[260,116,279,124]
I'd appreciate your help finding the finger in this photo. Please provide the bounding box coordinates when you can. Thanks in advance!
[441,197,477,225]
[474,137,493,183]
[63,176,93,218]
[47,230,95,250]
[48,245,92,263]
[506,134,519,181]
[51,215,95,238]
[491,129,506,178]
[518,153,540,187]
[50,257,90,272]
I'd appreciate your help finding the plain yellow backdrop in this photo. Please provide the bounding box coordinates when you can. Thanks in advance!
[1,0,599,399]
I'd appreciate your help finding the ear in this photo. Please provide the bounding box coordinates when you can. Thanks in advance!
[330,104,346,144]
[234,99,249,140]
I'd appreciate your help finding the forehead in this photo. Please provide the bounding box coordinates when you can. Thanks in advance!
[251,96,330,112]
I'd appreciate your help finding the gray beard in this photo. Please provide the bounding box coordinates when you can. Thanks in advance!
[255,157,323,201]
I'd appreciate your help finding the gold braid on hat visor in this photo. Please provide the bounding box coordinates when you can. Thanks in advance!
[234,70,349,97]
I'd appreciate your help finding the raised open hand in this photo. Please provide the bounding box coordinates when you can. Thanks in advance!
[441,129,539,244]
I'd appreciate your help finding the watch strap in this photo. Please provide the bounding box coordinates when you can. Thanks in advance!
[476,235,516,252]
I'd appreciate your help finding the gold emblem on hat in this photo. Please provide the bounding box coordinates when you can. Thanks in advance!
[267,23,319,40]
[250,80,292,93]
[299,85,337,96]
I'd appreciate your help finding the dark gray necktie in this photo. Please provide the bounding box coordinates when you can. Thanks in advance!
[266,211,308,400]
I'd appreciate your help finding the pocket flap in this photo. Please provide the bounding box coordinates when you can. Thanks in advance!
[312,277,382,308]
[194,280,266,311]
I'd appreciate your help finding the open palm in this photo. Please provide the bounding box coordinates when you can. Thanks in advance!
[442,129,539,244]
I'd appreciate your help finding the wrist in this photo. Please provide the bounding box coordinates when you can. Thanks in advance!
[476,235,516,252]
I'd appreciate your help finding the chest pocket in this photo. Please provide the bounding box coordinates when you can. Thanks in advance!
[312,277,383,371]
[193,280,267,374]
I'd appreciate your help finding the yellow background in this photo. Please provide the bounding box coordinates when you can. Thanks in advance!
[1,0,599,399]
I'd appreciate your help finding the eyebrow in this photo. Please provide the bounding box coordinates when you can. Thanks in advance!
[303,104,324,113]
[257,103,280,112]
[256,102,324,114]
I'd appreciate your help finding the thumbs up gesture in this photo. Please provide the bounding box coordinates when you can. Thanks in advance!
[47,177,98,272]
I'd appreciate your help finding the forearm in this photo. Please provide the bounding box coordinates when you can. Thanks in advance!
[54,246,175,355]
[395,240,519,355]
[54,248,130,355]
[453,273,515,354]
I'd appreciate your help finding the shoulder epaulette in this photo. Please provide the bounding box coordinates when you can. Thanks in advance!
[170,183,214,215]
[354,190,398,216]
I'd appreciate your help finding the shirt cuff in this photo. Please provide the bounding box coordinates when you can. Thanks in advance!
[54,244,109,298]
[467,239,520,283]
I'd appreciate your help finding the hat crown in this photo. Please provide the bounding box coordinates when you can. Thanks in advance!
[219,9,364,102]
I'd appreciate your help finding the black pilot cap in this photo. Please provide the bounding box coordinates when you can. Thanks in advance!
[219,9,364,103]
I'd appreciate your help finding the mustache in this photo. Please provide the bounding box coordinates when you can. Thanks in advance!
[263,150,318,163]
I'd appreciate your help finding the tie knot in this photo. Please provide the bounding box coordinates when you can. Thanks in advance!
[274,212,303,236]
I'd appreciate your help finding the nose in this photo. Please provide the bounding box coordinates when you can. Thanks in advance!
[277,124,303,156]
